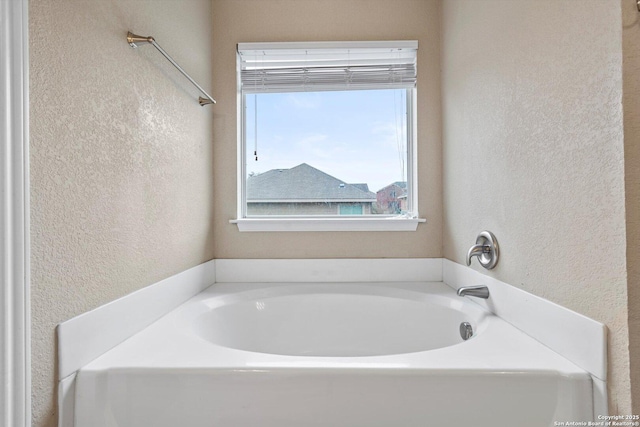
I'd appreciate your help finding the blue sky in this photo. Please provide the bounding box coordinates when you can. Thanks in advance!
[245,89,408,193]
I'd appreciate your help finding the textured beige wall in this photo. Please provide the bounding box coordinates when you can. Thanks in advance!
[622,0,640,414]
[212,0,442,259]
[441,0,630,414]
[29,0,214,425]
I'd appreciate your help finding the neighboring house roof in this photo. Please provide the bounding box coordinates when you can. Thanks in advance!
[247,163,377,202]
[376,181,407,194]
[351,183,370,193]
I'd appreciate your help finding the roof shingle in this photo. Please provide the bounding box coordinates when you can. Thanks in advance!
[247,163,376,201]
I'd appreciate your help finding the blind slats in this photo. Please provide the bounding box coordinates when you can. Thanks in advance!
[238,41,418,94]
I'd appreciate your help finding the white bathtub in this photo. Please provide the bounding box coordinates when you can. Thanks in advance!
[75,282,594,427]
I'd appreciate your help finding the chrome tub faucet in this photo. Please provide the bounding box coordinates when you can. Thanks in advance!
[457,285,490,299]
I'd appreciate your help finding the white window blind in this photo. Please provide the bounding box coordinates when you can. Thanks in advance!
[237,41,418,94]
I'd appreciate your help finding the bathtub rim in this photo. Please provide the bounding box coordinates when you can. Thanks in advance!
[77,280,590,375]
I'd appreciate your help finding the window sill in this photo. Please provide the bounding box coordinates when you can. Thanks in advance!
[230,217,426,232]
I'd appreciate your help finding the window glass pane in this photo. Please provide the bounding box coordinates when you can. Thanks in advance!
[245,89,408,217]
[339,204,364,215]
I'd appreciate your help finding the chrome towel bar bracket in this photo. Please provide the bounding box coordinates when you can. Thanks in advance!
[127,31,216,106]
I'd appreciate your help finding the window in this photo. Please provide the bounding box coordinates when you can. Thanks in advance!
[339,204,364,215]
[235,41,423,232]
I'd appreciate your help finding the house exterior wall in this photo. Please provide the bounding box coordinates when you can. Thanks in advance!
[248,202,372,216]
[376,184,407,214]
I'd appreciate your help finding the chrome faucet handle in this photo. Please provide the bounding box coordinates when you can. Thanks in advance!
[466,231,499,269]
[466,244,490,266]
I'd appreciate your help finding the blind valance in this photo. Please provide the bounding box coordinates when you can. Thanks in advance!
[237,41,418,94]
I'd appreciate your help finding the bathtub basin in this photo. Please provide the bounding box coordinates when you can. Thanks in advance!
[191,285,482,356]
[75,282,594,427]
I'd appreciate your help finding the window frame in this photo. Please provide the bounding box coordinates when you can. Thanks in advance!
[233,41,424,232]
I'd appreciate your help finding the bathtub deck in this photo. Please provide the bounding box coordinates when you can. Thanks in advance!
[74,282,594,427]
